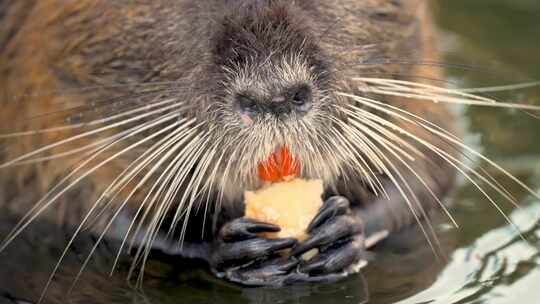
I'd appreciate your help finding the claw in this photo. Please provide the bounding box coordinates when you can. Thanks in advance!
[308,196,350,232]
[289,195,368,278]
[299,237,364,275]
[220,218,281,242]
[291,215,359,257]
[218,237,297,265]
[211,196,366,286]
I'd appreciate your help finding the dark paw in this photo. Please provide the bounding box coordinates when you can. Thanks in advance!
[210,217,298,285]
[291,196,367,276]
[223,256,301,286]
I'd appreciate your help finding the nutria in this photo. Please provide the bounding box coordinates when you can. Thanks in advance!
[0,0,464,289]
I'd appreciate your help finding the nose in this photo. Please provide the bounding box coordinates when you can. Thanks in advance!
[280,84,312,112]
[235,84,313,115]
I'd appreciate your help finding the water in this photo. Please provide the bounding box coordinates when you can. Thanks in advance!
[1,0,540,303]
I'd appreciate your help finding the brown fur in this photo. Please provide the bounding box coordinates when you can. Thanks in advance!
[0,0,458,243]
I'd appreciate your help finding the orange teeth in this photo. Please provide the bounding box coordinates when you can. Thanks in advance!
[258,146,300,182]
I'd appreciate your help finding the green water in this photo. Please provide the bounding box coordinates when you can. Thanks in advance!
[1,0,539,303]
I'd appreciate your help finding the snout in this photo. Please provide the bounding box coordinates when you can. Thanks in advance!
[235,83,313,120]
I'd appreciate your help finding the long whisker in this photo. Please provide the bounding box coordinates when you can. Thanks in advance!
[122,126,202,265]
[339,92,540,202]
[340,93,534,240]
[34,117,182,303]
[2,88,177,131]
[82,118,196,233]
[460,81,540,93]
[159,135,216,247]
[334,117,442,258]
[327,118,388,197]
[163,130,216,241]
[325,121,381,193]
[198,143,230,238]
[0,99,184,168]
[355,58,510,78]
[65,121,197,297]
[340,108,458,228]
[6,81,180,101]
[109,121,201,275]
[0,97,181,139]
[132,150,204,286]
[2,118,164,243]
[355,78,540,110]
[127,132,208,284]
[0,111,181,252]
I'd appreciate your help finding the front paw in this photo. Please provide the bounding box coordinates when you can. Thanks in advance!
[291,196,367,277]
[210,218,299,286]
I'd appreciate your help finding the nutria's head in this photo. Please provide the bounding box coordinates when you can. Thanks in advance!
[199,2,342,195]
[152,0,419,201]
[2,0,425,212]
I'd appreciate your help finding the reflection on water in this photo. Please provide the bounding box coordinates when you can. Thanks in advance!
[427,0,540,303]
[1,0,540,303]
[399,204,540,304]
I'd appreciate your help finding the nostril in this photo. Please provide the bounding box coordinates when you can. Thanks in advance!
[288,84,312,108]
[236,94,257,111]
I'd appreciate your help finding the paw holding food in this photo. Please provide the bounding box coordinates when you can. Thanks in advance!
[211,146,368,286]
[246,147,367,273]
[245,146,323,241]
[245,178,323,241]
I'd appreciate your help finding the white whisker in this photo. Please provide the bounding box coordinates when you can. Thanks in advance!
[340,92,531,240]
[355,78,540,111]
[341,110,458,228]
[0,100,185,168]
[0,97,181,139]
[34,117,182,303]
[0,111,181,252]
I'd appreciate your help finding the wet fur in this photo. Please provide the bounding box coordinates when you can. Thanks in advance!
[0,0,459,286]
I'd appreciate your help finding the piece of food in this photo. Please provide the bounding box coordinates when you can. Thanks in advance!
[245,178,324,240]
[245,146,323,241]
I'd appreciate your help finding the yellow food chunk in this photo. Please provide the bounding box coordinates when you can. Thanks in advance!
[244,178,324,240]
